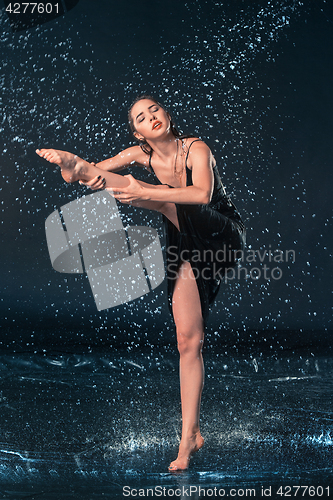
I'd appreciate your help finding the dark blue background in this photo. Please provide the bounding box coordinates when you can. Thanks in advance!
[1,0,332,352]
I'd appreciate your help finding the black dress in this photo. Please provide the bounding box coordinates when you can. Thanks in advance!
[148,139,246,325]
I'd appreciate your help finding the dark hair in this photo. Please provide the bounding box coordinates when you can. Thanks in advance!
[128,94,182,155]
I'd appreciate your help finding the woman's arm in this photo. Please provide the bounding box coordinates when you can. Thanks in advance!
[112,141,214,205]
[94,146,148,172]
[79,145,149,189]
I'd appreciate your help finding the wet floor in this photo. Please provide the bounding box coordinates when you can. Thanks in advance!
[0,346,332,498]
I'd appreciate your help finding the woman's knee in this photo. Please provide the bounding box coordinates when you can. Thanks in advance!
[176,328,204,357]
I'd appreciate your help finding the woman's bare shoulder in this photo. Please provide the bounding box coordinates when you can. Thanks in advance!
[184,138,215,168]
[184,138,213,157]
[184,137,210,152]
[117,145,150,167]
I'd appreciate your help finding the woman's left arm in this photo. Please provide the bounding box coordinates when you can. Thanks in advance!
[112,142,214,205]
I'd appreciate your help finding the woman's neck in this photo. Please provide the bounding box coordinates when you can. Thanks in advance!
[147,133,179,161]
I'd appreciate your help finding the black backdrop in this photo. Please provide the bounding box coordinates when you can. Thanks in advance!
[1,0,332,352]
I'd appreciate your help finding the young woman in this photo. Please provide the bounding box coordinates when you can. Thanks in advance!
[36,95,245,471]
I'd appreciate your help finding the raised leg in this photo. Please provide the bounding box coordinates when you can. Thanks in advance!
[37,148,180,229]
[127,197,180,230]
[168,260,205,471]
[36,149,130,187]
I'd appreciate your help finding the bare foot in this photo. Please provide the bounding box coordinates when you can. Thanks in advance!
[36,148,80,183]
[168,432,204,471]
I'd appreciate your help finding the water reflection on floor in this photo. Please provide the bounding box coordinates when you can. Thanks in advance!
[0,346,332,499]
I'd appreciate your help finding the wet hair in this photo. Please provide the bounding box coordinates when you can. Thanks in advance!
[128,94,182,155]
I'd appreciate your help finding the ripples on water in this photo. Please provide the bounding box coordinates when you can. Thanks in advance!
[0,348,332,498]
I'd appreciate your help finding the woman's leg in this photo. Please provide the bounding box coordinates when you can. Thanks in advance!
[36,149,180,229]
[168,260,205,471]
[120,196,179,229]
[36,149,130,187]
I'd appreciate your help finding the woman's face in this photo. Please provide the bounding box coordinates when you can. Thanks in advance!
[130,99,171,141]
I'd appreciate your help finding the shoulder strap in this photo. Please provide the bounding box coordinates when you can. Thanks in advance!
[185,139,202,167]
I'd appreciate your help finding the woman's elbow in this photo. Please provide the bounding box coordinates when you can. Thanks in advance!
[201,191,212,205]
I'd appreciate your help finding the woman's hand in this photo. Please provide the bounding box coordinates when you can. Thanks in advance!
[107,174,148,204]
[79,165,106,190]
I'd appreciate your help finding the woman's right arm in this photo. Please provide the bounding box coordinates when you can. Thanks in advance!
[80,145,148,189]
[95,146,147,172]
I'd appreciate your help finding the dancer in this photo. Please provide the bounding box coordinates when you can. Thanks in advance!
[37,95,245,471]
